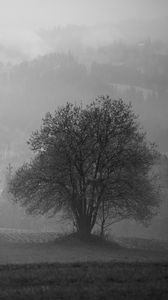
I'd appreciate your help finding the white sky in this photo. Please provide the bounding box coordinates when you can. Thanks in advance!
[0,0,167,61]
[0,0,167,30]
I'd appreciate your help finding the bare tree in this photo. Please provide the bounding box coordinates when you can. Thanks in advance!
[9,96,159,239]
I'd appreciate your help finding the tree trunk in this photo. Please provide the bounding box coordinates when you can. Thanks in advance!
[100,219,105,238]
[76,215,92,240]
[100,198,105,238]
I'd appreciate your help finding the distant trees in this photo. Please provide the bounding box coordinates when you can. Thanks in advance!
[9,96,159,238]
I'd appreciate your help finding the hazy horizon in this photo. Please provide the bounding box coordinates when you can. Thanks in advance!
[0,0,167,63]
[0,0,167,29]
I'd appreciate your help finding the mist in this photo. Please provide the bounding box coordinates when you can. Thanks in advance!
[0,0,168,243]
[0,0,168,62]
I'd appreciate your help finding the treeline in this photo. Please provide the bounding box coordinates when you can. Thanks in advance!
[1,39,168,92]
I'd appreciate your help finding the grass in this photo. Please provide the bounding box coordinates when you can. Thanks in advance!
[0,228,58,244]
[0,230,168,265]
[0,262,168,299]
[0,231,168,299]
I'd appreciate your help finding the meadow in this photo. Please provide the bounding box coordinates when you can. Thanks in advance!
[0,262,168,299]
[0,229,168,299]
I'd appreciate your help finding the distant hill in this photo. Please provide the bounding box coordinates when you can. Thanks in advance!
[0,18,168,64]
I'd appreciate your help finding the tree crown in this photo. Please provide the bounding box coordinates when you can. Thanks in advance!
[9,96,159,236]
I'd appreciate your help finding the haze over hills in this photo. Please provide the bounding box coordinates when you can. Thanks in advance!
[0,12,168,238]
[0,35,167,150]
[0,18,168,64]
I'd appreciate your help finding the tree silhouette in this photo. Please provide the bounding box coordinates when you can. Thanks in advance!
[9,96,159,238]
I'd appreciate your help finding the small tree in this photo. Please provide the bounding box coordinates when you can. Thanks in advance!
[9,96,159,238]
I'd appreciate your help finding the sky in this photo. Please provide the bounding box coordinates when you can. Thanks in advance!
[0,0,167,61]
[0,0,167,30]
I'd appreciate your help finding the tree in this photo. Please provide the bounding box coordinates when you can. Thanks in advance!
[9,96,159,238]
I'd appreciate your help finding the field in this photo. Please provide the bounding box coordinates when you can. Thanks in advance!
[0,229,168,299]
[1,229,168,265]
[0,262,168,299]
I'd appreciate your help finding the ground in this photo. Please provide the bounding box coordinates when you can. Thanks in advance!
[0,229,168,264]
[0,261,168,299]
[0,229,168,299]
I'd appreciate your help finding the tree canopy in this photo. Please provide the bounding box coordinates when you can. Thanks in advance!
[9,96,159,238]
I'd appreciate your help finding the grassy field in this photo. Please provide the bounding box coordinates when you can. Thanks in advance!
[0,229,168,299]
[1,231,168,265]
[0,262,168,299]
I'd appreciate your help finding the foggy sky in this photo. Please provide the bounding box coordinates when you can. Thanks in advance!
[0,0,167,61]
[0,0,167,30]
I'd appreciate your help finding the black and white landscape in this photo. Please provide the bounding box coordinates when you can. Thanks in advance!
[0,1,168,299]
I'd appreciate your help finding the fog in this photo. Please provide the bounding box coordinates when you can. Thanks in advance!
[0,0,168,62]
[0,0,167,28]
[0,1,168,240]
